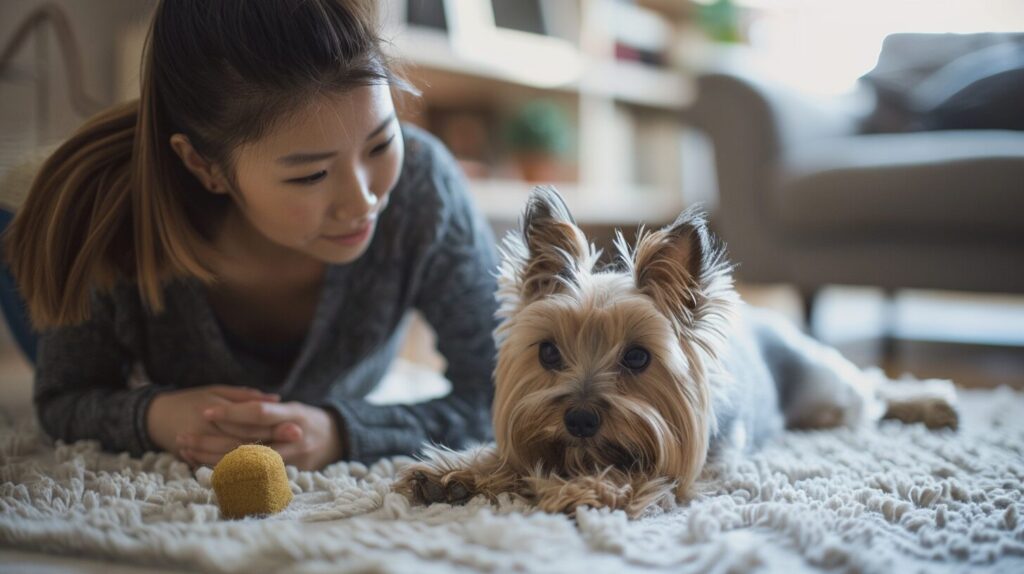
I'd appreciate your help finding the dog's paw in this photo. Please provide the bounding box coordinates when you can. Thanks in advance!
[789,404,848,429]
[395,466,475,506]
[884,396,959,430]
[528,473,633,516]
[526,470,678,518]
[880,378,959,431]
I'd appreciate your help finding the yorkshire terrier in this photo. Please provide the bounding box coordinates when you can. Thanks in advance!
[395,186,958,517]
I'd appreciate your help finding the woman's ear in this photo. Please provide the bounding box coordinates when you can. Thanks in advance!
[169,134,229,194]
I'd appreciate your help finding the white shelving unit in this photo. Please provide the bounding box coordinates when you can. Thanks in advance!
[382,0,699,226]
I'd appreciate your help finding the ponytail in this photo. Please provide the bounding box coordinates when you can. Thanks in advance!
[4,94,221,330]
[5,102,139,329]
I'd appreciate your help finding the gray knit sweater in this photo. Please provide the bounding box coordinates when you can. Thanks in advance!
[33,125,500,464]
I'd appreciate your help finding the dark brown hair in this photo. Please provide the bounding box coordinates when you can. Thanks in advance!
[4,0,415,329]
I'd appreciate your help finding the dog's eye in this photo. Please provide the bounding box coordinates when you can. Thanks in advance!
[621,346,650,373]
[538,341,564,370]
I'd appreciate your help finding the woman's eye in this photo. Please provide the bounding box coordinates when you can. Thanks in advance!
[369,133,396,157]
[621,346,650,373]
[287,170,327,185]
[538,341,564,371]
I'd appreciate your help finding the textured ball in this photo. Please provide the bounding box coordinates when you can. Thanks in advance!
[211,444,293,519]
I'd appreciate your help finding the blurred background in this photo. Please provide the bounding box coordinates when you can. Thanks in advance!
[1,0,1022,406]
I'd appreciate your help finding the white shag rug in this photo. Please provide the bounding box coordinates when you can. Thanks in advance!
[2,385,1024,574]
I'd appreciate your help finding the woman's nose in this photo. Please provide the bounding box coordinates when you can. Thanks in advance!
[331,166,377,220]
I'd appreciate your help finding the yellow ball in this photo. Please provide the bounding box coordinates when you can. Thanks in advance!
[212,444,293,519]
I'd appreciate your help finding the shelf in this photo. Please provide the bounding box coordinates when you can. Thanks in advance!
[636,0,695,19]
[389,27,502,84]
[580,59,695,110]
[388,26,694,111]
[468,179,685,227]
[399,63,579,109]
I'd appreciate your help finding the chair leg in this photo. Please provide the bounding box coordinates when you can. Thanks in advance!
[880,289,899,373]
[800,288,819,337]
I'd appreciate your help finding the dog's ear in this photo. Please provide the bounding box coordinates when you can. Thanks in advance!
[516,185,593,302]
[628,206,733,334]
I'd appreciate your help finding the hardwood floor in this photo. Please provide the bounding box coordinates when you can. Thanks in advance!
[737,284,1024,390]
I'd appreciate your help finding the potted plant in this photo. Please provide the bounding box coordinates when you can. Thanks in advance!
[503,100,571,183]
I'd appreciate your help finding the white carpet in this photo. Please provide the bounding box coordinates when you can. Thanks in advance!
[2,385,1023,574]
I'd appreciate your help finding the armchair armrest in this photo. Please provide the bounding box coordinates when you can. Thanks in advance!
[680,62,865,282]
[684,68,864,181]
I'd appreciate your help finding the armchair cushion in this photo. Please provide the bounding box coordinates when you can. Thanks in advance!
[775,130,1024,240]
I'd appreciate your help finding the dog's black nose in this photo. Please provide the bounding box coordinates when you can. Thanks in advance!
[564,409,601,438]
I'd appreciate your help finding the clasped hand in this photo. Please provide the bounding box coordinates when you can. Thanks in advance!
[146,385,344,470]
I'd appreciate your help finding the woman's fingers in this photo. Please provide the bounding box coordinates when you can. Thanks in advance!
[274,422,304,443]
[209,385,280,403]
[204,401,297,426]
[210,421,304,443]
[177,433,246,458]
[210,421,276,441]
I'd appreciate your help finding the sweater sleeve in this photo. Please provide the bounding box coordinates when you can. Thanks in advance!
[33,291,163,457]
[320,150,500,464]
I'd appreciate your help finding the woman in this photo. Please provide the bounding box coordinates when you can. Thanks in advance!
[3,0,498,470]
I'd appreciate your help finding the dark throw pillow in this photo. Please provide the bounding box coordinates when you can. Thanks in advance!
[911,42,1024,131]
[859,33,1024,133]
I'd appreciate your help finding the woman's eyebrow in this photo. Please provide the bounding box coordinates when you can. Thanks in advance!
[276,114,397,166]
[366,113,396,140]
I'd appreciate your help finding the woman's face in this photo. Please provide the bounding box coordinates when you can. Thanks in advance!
[227,84,404,265]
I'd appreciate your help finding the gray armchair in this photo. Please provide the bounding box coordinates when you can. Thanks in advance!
[683,53,1024,324]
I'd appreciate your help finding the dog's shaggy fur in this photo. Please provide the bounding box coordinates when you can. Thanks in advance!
[395,186,958,517]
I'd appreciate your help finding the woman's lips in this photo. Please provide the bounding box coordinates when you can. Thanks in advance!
[322,222,372,246]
